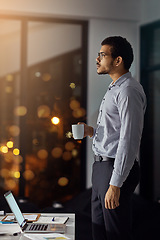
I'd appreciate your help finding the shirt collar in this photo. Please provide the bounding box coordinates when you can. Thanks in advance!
[108,72,132,89]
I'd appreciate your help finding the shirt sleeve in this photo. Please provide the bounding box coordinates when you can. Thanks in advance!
[109,86,145,187]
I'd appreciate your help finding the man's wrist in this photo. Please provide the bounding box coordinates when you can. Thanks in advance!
[110,185,120,190]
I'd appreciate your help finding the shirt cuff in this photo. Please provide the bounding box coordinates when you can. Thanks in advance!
[109,170,124,188]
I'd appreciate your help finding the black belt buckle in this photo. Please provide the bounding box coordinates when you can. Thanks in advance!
[99,156,103,162]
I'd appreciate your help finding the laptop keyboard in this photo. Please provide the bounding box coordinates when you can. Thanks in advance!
[29,223,48,231]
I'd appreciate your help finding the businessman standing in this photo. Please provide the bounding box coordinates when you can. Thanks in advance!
[79,36,146,239]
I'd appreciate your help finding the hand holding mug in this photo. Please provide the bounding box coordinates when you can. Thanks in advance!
[72,123,94,139]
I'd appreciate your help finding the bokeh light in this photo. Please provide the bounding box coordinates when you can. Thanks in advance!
[13,148,20,156]
[65,131,72,138]
[14,155,23,164]
[8,125,20,137]
[58,177,69,187]
[51,147,63,158]
[51,116,60,125]
[69,99,80,110]
[14,106,27,116]
[7,141,14,148]
[32,138,39,146]
[14,171,20,179]
[42,73,51,82]
[65,142,75,151]
[0,146,8,154]
[72,149,78,157]
[70,83,76,89]
[37,105,51,118]
[6,74,14,82]
[35,71,41,77]
[4,151,14,163]
[5,179,16,190]
[23,170,35,181]
[72,107,86,118]
[37,149,48,159]
[5,86,13,93]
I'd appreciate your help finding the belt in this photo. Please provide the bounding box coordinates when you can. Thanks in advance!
[94,155,115,162]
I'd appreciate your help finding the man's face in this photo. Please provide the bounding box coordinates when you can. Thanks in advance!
[96,45,115,75]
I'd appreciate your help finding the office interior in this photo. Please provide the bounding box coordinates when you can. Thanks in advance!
[0,0,160,239]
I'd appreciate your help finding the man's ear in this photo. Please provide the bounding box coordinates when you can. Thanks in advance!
[115,56,123,66]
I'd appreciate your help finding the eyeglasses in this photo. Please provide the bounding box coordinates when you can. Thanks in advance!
[97,52,108,60]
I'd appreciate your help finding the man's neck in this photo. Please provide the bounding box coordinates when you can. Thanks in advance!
[109,70,129,83]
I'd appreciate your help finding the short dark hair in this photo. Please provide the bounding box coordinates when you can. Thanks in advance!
[101,36,134,70]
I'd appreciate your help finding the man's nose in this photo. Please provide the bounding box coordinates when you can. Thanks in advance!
[96,56,100,62]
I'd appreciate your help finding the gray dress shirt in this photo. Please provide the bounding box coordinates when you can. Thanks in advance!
[92,72,147,187]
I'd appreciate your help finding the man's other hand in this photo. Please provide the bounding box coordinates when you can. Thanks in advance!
[105,185,120,209]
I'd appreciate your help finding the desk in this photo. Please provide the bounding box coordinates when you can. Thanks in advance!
[0,213,75,240]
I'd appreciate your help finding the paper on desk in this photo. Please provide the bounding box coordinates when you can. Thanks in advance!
[4,214,38,221]
[24,233,70,240]
[0,223,22,235]
[38,216,69,224]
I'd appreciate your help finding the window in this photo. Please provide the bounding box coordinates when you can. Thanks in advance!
[140,20,160,202]
[0,15,88,208]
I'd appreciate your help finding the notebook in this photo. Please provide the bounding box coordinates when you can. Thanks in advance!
[4,191,66,233]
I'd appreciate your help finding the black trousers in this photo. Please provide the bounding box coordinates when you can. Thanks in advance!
[91,159,140,240]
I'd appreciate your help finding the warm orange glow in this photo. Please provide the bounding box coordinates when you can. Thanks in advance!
[42,73,51,82]
[14,171,20,179]
[58,177,69,187]
[7,141,13,148]
[32,138,39,146]
[72,108,86,118]
[14,106,27,116]
[51,116,60,125]
[8,125,20,137]
[70,99,80,110]
[37,105,51,118]
[4,151,14,163]
[0,168,10,178]
[37,149,48,159]
[0,146,8,153]
[51,147,63,158]
[5,86,13,93]
[14,155,23,164]
[6,74,14,82]
[23,170,35,181]
[5,179,16,190]
[65,142,75,151]
[13,148,20,156]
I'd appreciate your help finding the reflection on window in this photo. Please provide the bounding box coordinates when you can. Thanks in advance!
[148,28,160,67]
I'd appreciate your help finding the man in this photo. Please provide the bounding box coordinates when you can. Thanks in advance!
[79,36,146,239]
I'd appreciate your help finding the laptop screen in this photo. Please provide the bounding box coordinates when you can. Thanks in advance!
[4,191,26,227]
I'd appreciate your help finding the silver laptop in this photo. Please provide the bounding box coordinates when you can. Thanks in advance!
[4,191,66,233]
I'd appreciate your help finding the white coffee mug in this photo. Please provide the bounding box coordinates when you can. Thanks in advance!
[72,124,84,139]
